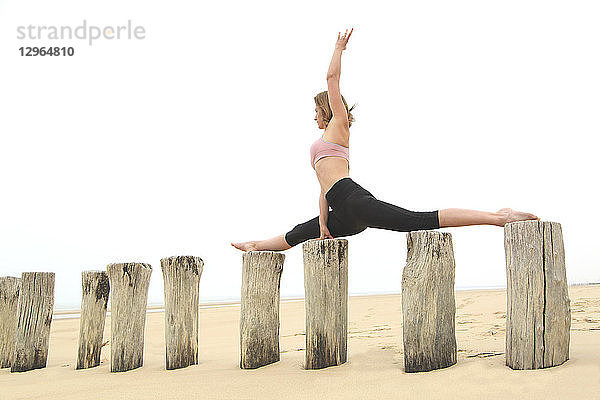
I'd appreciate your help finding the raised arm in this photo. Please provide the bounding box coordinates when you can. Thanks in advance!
[326,28,353,126]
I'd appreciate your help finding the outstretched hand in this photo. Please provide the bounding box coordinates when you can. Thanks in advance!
[319,225,334,240]
[335,27,354,51]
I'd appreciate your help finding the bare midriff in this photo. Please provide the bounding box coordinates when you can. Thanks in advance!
[315,156,350,196]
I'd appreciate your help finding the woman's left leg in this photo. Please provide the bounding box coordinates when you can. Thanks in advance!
[438,208,502,227]
[349,195,441,231]
[347,193,538,231]
[438,207,538,227]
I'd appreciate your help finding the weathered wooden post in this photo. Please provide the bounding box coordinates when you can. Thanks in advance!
[11,272,55,373]
[77,271,110,369]
[161,256,204,370]
[0,277,21,368]
[240,251,284,369]
[504,220,570,370]
[106,263,152,372]
[402,231,457,373]
[303,238,348,369]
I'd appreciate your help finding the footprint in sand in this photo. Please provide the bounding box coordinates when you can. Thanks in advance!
[281,332,305,337]
[571,327,600,331]
[487,327,503,336]
[379,345,401,353]
[457,298,475,310]
[349,325,392,335]
[280,347,305,353]
[466,351,504,358]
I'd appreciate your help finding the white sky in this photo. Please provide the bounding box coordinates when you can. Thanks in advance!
[0,0,598,309]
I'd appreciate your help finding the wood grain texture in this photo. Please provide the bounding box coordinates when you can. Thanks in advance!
[106,263,152,373]
[402,231,457,373]
[11,272,55,373]
[504,220,571,370]
[303,238,348,369]
[240,251,284,369]
[0,277,21,368]
[161,256,204,370]
[77,271,110,369]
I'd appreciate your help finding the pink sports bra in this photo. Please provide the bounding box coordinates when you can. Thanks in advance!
[309,135,350,170]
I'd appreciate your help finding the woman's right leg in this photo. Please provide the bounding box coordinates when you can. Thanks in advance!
[231,210,366,252]
[243,233,291,252]
[282,212,367,248]
[231,234,290,252]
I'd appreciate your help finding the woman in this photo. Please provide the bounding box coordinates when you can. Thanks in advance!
[231,28,538,252]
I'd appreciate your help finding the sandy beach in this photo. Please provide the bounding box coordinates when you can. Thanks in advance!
[1,285,599,399]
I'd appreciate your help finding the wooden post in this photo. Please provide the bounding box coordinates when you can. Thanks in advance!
[11,272,55,373]
[240,251,284,369]
[0,277,21,368]
[77,271,110,369]
[504,220,570,370]
[303,238,348,369]
[161,256,204,370]
[402,231,457,373]
[106,263,152,372]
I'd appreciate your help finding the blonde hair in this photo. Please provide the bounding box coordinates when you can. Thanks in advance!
[314,91,356,128]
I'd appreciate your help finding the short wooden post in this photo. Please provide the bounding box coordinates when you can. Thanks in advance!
[303,238,348,369]
[77,271,110,370]
[11,272,55,373]
[106,263,152,372]
[240,251,284,369]
[161,256,204,370]
[504,220,570,370]
[402,231,457,373]
[0,277,21,368]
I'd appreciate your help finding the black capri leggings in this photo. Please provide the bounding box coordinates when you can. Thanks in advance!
[284,177,440,248]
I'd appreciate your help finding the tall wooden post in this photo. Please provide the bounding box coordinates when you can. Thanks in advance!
[0,277,21,368]
[303,238,348,369]
[402,231,457,372]
[161,256,204,370]
[11,272,55,373]
[240,251,284,369]
[77,271,110,369]
[106,263,152,372]
[504,220,570,369]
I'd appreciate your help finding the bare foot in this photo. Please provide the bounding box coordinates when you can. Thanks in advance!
[497,208,540,226]
[231,241,258,252]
